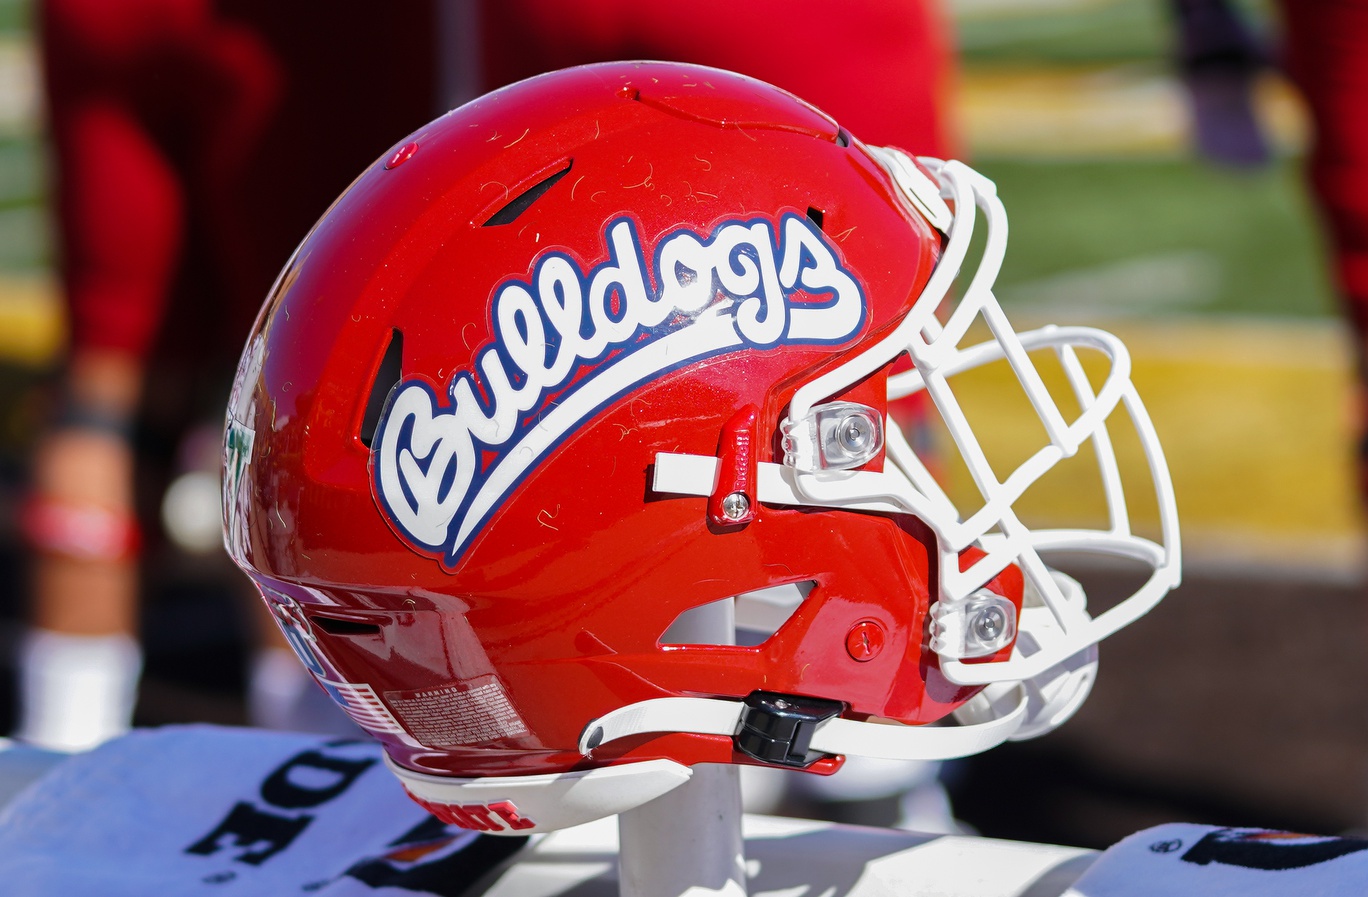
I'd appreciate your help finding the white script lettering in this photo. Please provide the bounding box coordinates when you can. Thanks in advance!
[373,213,865,564]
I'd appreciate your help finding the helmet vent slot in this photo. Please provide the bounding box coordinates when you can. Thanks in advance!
[806,207,825,231]
[359,329,404,448]
[311,615,381,637]
[660,582,814,647]
[483,161,573,226]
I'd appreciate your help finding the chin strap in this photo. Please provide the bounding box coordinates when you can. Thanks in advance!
[579,684,1028,764]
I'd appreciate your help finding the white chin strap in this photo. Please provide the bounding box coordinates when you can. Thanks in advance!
[387,688,1030,837]
[578,685,1028,763]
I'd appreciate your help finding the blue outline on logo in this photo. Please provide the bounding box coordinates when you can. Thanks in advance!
[371,212,867,569]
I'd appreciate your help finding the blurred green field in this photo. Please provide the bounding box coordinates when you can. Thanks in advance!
[0,0,25,35]
[0,136,46,274]
[984,157,1333,321]
[951,1,1329,321]
[954,0,1271,65]
[956,0,1172,63]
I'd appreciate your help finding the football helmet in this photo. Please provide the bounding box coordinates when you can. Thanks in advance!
[224,61,1179,834]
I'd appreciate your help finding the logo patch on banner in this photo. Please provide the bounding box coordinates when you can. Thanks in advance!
[371,213,866,567]
[1181,828,1368,871]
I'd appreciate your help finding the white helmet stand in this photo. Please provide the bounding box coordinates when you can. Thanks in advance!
[619,764,747,897]
[618,597,748,897]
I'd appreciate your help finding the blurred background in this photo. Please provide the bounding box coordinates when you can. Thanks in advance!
[0,0,1363,850]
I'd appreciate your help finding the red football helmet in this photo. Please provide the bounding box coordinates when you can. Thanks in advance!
[224,62,1179,834]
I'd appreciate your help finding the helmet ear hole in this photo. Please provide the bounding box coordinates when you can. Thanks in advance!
[659,582,815,647]
[735,581,814,645]
[659,596,738,647]
[359,329,404,448]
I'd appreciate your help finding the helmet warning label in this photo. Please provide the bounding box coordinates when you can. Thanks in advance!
[386,674,530,747]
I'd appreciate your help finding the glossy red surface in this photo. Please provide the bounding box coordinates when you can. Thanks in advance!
[225,62,1009,780]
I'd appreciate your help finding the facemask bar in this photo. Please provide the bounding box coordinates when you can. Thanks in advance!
[785,153,1181,686]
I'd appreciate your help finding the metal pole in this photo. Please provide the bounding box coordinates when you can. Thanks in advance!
[617,598,748,897]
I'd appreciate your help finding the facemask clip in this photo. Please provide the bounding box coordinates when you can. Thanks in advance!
[780,401,883,473]
[931,589,1018,660]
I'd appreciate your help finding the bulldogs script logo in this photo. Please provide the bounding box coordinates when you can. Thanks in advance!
[372,212,866,566]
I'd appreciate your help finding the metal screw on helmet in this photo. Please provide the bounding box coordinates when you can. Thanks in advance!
[836,413,874,455]
[816,403,882,470]
[721,492,750,521]
[973,605,1008,643]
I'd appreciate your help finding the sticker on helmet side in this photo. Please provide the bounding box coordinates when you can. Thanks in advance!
[223,335,263,563]
[371,213,867,567]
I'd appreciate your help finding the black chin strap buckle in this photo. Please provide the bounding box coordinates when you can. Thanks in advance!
[733,690,844,769]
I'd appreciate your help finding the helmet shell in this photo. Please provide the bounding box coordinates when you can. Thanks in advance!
[224,61,997,779]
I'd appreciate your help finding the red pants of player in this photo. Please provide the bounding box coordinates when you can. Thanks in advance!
[481,0,958,158]
[1281,1,1368,341]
